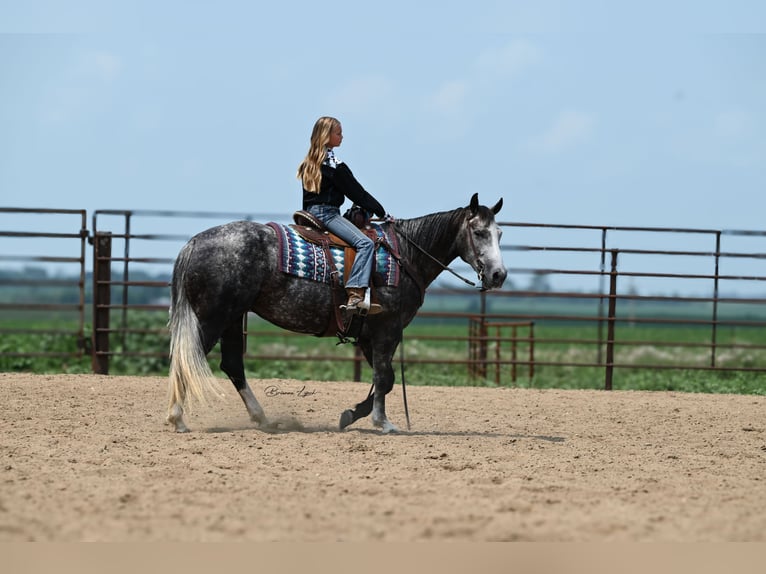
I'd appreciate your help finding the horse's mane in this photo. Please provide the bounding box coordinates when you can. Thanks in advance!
[394,206,468,265]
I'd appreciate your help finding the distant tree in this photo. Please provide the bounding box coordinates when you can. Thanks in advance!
[527,271,552,293]
[21,266,48,279]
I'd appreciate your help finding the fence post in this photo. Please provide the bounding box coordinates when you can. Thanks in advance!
[528,322,535,379]
[92,232,112,375]
[604,249,618,390]
[597,228,607,365]
[711,232,721,368]
[510,324,517,383]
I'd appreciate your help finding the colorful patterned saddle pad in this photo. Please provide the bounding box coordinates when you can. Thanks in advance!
[267,222,400,287]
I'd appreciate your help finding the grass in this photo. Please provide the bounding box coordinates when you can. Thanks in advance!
[1,311,765,395]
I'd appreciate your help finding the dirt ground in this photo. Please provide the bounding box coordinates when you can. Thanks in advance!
[1,372,764,541]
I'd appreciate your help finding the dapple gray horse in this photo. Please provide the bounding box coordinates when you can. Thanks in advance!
[167,193,506,433]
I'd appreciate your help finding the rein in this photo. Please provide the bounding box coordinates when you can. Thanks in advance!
[391,219,484,290]
[398,313,411,431]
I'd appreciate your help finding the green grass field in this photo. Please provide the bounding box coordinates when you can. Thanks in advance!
[2,309,765,395]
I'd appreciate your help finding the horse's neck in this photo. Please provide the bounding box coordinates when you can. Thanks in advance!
[397,209,464,287]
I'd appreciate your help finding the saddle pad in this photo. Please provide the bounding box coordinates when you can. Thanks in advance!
[267,222,400,287]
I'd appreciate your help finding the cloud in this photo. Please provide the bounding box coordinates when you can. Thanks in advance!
[37,48,122,126]
[85,50,121,83]
[714,109,752,139]
[428,80,468,115]
[712,109,765,167]
[668,107,764,168]
[527,110,595,153]
[426,39,541,116]
[419,39,542,140]
[418,79,473,142]
[326,75,396,116]
[475,39,541,80]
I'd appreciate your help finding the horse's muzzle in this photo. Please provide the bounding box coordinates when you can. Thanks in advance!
[482,267,507,290]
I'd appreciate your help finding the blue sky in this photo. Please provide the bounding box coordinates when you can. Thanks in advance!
[1,1,765,292]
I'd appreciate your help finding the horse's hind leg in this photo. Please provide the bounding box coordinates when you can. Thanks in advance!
[167,399,188,433]
[220,318,267,426]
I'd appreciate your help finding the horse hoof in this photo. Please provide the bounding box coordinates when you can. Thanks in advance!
[166,415,190,433]
[339,409,355,430]
[378,421,399,434]
[252,415,268,427]
[262,420,281,431]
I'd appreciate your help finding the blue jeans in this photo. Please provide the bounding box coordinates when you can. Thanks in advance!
[307,205,375,289]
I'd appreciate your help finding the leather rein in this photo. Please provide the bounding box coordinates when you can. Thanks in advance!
[386,216,484,291]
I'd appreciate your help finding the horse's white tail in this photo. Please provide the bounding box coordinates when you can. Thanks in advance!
[167,247,224,431]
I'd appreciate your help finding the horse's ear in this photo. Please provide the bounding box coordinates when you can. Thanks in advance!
[469,193,479,215]
[492,198,503,215]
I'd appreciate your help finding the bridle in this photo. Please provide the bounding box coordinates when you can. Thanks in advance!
[464,216,486,287]
[391,215,486,291]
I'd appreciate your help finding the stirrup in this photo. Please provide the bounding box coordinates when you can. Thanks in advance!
[340,299,366,314]
[340,293,382,316]
[341,304,381,317]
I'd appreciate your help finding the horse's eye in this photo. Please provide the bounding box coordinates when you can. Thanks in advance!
[474,229,489,239]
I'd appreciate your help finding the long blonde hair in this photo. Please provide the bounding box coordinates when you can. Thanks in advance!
[296,116,338,193]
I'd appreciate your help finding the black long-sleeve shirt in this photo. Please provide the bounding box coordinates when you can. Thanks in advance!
[302,162,385,218]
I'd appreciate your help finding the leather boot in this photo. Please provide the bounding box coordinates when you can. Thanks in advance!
[341,287,382,315]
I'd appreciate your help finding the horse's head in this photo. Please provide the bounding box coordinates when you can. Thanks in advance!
[460,193,507,290]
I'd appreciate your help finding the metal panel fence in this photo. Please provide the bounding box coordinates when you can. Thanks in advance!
[497,222,766,387]
[2,207,766,389]
[0,208,89,367]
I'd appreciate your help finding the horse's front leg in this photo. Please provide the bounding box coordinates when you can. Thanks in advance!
[371,357,399,434]
[338,363,398,433]
[339,392,372,430]
[372,391,398,434]
[338,334,400,433]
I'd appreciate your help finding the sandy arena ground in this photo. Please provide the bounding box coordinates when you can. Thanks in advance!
[0,372,764,541]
